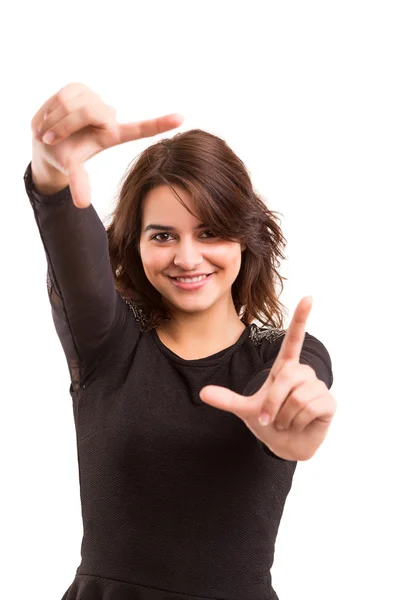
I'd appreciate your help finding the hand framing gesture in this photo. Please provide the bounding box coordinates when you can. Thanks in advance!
[31,82,184,208]
[199,297,336,461]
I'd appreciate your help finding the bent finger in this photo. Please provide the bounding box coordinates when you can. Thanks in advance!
[274,380,325,431]
[31,84,86,138]
[290,393,332,432]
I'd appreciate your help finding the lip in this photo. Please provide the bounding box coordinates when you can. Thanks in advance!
[168,272,211,278]
[168,273,214,290]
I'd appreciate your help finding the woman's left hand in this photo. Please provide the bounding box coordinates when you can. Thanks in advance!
[199,296,337,461]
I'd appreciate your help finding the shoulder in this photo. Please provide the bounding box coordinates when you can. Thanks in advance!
[118,293,150,331]
[249,323,333,388]
[249,322,330,358]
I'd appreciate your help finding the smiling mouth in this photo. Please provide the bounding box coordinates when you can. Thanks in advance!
[166,273,215,289]
[169,274,213,280]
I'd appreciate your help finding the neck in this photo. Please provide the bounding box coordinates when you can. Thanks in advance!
[157,300,246,354]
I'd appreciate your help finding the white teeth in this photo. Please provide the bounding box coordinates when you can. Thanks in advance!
[175,275,208,283]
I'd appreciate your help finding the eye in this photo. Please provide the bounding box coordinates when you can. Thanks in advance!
[151,231,216,243]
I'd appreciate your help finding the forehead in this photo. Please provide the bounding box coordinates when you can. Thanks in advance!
[143,184,191,206]
[142,184,199,223]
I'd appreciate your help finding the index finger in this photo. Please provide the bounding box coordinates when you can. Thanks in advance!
[275,295,313,364]
[118,113,184,144]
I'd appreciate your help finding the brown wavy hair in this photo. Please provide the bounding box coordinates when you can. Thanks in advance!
[105,129,288,332]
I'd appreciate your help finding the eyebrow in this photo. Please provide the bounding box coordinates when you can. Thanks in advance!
[144,223,208,233]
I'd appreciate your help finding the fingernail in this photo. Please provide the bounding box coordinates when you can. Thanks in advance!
[258,412,270,426]
[42,131,55,144]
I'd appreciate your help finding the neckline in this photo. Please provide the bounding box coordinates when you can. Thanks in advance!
[150,323,251,367]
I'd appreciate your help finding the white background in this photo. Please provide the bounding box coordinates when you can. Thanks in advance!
[1,1,399,599]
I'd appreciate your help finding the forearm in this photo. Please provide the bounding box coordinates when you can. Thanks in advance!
[24,161,123,366]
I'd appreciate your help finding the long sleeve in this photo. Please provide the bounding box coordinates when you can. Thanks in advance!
[24,162,128,392]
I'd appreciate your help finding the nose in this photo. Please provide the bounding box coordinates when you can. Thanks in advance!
[173,239,204,270]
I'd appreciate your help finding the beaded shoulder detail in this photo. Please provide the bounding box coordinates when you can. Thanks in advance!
[120,294,150,331]
[248,323,286,346]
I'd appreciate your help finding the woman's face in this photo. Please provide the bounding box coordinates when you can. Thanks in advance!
[139,184,246,315]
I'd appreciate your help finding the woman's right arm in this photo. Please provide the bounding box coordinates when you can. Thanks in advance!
[24,160,126,392]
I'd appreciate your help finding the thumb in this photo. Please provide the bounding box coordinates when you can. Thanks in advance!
[68,163,92,209]
[118,113,184,144]
[200,385,252,418]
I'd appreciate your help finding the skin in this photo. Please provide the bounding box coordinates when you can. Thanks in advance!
[139,184,247,356]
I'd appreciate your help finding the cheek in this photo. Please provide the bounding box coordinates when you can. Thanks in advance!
[229,248,243,268]
[142,254,168,277]
[209,244,240,263]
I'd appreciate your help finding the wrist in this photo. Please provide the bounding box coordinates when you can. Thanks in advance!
[31,155,69,196]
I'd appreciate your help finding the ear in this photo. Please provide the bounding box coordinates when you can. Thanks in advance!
[241,243,247,252]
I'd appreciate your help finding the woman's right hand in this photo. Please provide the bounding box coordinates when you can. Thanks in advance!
[31,82,184,208]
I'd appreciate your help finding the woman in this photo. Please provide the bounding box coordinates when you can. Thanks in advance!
[25,82,336,600]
